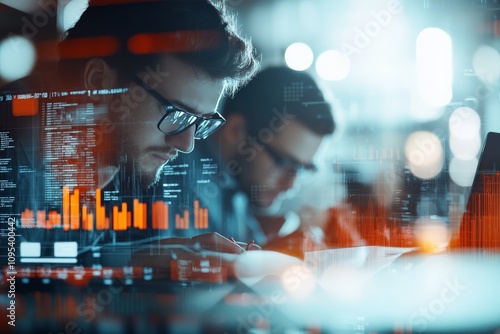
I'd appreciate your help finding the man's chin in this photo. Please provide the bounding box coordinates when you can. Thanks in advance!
[140,153,177,183]
[137,154,177,189]
[252,194,280,210]
[250,191,289,215]
[133,164,164,190]
[254,198,275,208]
[145,167,164,189]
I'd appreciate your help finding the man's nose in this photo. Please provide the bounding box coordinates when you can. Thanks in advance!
[167,126,196,153]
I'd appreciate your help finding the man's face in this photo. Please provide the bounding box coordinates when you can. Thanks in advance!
[110,55,223,188]
[235,120,323,208]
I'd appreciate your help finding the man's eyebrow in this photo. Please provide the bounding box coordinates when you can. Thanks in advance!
[168,99,213,116]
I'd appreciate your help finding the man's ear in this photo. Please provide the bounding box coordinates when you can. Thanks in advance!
[83,58,118,101]
[221,113,247,142]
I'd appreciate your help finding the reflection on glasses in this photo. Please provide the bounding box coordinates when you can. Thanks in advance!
[262,143,318,173]
[132,77,226,140]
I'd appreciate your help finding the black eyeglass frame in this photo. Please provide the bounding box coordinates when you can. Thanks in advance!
[132,76,226,140]
[262,143,318,173]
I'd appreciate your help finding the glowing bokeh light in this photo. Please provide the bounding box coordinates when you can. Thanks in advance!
[449,107,481,139]
[315,50,350,81]
[414,216,449,253]
[0,36,36,82]
[62,0,88,32]
[281,264,316,299]
[472,45,500,84]
[416,28,453,107]
[404,131,444,180]
[284,42,314,71]
[449,157,478,187]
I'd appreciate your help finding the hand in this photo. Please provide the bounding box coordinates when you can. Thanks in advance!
[230,238,262,251]
[129,232,261,282]
[131,232,258,255]
[262,228,326,259]
[190,232,247,253]
[184,232,261,252]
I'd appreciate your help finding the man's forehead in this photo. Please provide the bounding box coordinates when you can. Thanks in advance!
[145,55,224,115]
[169,84,224,116]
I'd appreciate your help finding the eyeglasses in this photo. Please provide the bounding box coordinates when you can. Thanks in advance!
[132,77,226,140]
[262,143,318,173]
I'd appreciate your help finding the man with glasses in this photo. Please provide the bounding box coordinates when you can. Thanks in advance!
[3,0,260,260]
[168,66,335,245]
[54,0,259,193]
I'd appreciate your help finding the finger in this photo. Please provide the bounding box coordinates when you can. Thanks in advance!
[247,243,262,251]
[192,233,245,253]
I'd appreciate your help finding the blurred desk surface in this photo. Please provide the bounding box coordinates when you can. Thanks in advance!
[2,250,500,334]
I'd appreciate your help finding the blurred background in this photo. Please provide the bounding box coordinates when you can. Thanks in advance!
[229,0,500,238]
[2,0,500,236]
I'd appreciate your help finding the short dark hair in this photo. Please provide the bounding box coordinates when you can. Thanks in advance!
[222,66,335,136]
[57,0,259,95]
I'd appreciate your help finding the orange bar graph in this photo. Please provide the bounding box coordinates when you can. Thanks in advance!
[194,200,199,229]
[134,199,140,229]
[133,199,147,230]
[96,188,105,230]
[193,200,208,229]
[36,210,46,228]
[161,202,169,229]
[47,210,56,229]
[152,201,169,230]
[183,209,189,230]
[458,172,500,250]
[175,209,189,230]
[21,209,34,228]
[20,189,211,232]
[87,213,93,231]
[160,203,165,229]
[201,208,208,229]
[82,206,87,231]
[82,205,93,231]
[63,186,69,231]
[175,213,181,229]
[113,205,119,231]
[70,189,80,230]
[119,202,127,230]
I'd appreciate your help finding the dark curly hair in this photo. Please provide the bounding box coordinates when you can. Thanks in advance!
[223,66,335,136]
[57,0,259,96]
